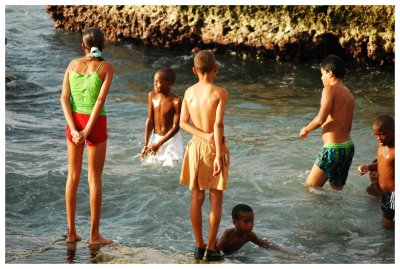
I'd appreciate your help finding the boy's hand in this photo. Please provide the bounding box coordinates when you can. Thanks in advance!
[358,165,369,176]
[213,156,222,176]
[299,127,308,140]
[141,146,149,159]
[148,143,161,155]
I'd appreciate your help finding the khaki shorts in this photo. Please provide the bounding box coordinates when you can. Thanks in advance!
[180,136,229,190]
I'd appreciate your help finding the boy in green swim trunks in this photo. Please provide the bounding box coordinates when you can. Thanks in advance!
[300,55,355,190]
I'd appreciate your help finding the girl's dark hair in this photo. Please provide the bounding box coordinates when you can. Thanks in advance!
[320,54,346,79]
[83,27,105,60]
[232,204,253,220]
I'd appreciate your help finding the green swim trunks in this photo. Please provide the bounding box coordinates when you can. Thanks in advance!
[314,140,355,186]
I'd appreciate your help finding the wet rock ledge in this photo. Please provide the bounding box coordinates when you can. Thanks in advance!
[46,5,394,69]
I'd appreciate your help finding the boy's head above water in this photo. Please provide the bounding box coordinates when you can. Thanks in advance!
[372,115,394,146]
[194,50,217,74]
[154,67,175,93]
[320,54,346,79]
[155,67,175,84]
[232,204,254,232]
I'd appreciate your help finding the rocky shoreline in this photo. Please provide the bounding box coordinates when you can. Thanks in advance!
[45,5,394,69]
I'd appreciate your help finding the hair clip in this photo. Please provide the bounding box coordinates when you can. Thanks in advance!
[90,47,101,58]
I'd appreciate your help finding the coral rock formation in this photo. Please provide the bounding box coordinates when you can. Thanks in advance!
[46,5,394,68]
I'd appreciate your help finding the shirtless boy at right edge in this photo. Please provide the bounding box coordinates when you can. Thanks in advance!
[358,115,395,229]
[180,50,229,261]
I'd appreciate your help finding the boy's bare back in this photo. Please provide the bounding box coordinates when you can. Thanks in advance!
[320,82,354,144]
[183,82,228,133]
[179,51,229,260]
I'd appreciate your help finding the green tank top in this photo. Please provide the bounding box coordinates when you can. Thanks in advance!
[69,61,106,115]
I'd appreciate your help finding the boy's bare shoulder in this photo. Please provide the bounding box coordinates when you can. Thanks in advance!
[213,84,228,95]
[207,85,228,103]
[148,90,157,98]
[220,228,236,238]
[171,93,182,106]
[170,91,181,100]
[183,84,228,100]
[378,144,395,154]
[183,85,197,99]
[184,84,196,93]
[325,83,353,96]
[322,85,335,95]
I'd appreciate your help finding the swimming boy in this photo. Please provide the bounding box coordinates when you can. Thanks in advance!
[358,115,394,229]
[141,67,183,167]
[217,204,296,256]
[300,55,355,190]
[180,50,230,261]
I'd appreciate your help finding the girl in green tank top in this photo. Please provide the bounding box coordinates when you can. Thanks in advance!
[60,27,114,245]
[69,61,106,115]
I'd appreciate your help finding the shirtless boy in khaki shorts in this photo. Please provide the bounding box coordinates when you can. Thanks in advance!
[180,50,229,261]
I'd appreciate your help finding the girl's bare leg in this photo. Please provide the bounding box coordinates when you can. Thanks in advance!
[87,140,112,245]
[65,139,84,243]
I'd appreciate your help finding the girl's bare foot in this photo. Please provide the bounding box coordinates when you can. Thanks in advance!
[89,235,113,245]
[66,234,82,243]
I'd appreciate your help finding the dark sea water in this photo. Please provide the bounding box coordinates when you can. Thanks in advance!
[4,5,395,264]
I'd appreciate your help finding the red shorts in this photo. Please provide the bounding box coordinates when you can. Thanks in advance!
[66,112,107,146]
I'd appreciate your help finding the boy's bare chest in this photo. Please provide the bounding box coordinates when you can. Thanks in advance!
[377,147,395,180]
[152,98,175,113]
[377,146,394,161]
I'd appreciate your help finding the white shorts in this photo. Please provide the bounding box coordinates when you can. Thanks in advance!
[142,132,183,167]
